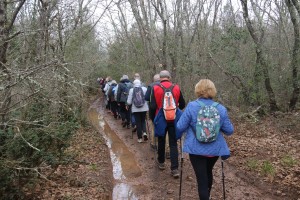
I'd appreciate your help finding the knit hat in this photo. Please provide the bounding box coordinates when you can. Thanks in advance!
[133,79,141,87]
[111,80,117,84]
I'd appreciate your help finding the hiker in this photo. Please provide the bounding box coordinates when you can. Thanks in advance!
[127,79,149,143]
[117,75,133,128]
[101,78,107,93]
[145,74,160,149]
[114,78,122,119]
[103,76,112,110]
[107,80,118,119]
[131,73,147,132]
[150,70,185,178]
[134,73,146,86]
[176,79,234,200]
[145,73,170,158]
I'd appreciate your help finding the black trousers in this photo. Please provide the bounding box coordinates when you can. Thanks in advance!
[189,154,219,200]
[119,102,130,124]
[157,123,178,170]
[110,101,118,117]
[133,112,146,139]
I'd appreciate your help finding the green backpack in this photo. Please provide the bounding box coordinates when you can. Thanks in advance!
[193,101,221,143]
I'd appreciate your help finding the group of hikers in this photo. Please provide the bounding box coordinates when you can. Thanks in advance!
[97,70,234,200]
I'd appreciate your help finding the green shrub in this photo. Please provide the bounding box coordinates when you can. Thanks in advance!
[281,155,297,167]
[0,95,80,199]
[261,160,276,176]
[246,159,259,170]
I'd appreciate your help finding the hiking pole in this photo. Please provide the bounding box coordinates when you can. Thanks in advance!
[221,158,226,200]
[179,138,184,200]
[145,116,150,146]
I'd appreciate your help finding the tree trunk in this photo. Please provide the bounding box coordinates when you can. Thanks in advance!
[240,0,279,112]
[286,0,300,110]
[0,0,26,130]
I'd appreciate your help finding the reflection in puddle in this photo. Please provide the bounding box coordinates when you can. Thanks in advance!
[88,104,140,199]
[102,134,125,180]
[113,183,138,200]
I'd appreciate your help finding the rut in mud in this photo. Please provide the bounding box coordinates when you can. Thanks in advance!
[30,96,299,200]
[90,97,295,200]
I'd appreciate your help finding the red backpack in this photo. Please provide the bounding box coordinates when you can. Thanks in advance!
[160,84,176,121]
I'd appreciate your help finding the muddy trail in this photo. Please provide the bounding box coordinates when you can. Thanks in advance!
[88,97,290,200]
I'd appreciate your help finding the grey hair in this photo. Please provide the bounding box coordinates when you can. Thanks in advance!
[159,70,171,79]
[153,74,160,82]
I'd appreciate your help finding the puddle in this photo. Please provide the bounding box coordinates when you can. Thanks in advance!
[113,183,138,200]
[88,103,141,199]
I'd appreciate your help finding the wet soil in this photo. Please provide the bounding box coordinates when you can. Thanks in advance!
[90,96,299,200]
[30,95,300,200]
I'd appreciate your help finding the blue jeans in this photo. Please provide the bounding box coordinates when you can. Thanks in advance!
[157,123,178,170]
[131,113,136,126]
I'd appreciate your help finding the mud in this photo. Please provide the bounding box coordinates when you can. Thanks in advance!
[91,97,290,200]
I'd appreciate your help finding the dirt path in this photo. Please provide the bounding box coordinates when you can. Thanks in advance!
[31,96,298,200]
[94,97,292,200]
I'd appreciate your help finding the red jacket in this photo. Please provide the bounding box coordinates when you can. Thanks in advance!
[150,80,186,116]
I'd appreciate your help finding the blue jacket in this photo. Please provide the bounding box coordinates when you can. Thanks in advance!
[154,108,183,137]
[176,98,234,159]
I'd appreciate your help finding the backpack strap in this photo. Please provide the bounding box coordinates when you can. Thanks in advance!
[197,100,206,107]
[212,102,219,107]
[197,100,219,108]
[160,83,175,105]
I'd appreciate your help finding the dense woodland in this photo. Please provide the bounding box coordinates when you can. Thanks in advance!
[0,0,299,199]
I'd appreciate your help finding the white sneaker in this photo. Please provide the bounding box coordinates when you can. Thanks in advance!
[138,138,143,143]
[143,132,148,141]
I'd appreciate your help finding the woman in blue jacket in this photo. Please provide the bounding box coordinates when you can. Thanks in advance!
[176,79,234,200]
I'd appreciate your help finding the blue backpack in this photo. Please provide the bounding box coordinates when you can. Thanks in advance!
[111,86,117,95]
[193,101,220,143]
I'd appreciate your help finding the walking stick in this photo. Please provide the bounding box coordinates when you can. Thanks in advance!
[145,116,151,147]
[221,158,226,200]
[179,138,184,200]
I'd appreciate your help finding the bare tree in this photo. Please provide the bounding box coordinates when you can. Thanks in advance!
[240,0,279,112]
[0,0,26,130]
[286,0,300,110]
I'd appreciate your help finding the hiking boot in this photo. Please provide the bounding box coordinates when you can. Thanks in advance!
[166,151,170,159]
[156,159,165,170]
[127,123,131,129]
[132,125,137,132]
[143,132,148,141]
[137,138,143,143]
[122,121,126,127]
[171,169,180,178]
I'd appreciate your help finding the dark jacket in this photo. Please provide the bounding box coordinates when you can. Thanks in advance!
[145,81,160,121]
[117,79,133,103]
[145,81,160,101]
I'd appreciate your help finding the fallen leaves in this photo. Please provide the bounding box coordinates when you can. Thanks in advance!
[227,113,300,198]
